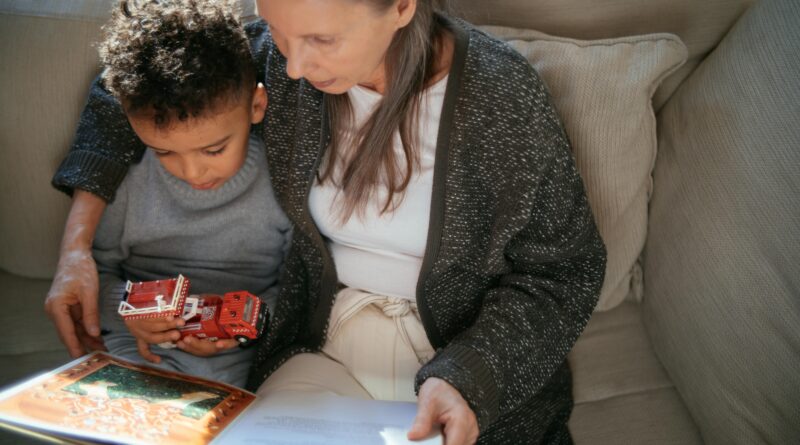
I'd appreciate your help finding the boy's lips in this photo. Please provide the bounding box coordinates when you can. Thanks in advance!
[190,180,218,190]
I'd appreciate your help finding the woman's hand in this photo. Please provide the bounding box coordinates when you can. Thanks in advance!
[44,190,108,357]
[408,377,479,445]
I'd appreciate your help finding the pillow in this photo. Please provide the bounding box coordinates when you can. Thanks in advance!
[479,25,687,311]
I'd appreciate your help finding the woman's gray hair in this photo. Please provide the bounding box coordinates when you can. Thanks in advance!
[320,0,452,222]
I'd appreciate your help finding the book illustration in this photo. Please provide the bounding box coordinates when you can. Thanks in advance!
[0,352,254,445]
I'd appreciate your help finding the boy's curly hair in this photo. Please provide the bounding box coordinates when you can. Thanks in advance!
[99,0,255,127]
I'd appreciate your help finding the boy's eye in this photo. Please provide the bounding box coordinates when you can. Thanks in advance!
[151,149,170,157]
[204,146,226,156]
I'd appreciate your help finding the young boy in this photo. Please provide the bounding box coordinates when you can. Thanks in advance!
[92,0,291,387]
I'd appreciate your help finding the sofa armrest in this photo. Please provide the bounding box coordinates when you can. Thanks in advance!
[644,0,800,443]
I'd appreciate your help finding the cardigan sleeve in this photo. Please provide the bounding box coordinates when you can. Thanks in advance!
[51,20,274,202]
[415,90,607,430]
[51,77,146,202]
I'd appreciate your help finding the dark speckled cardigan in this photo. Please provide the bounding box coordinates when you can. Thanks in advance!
[53,16,606,444]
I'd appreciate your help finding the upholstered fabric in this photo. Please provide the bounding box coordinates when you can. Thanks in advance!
[482,26,687,310]
[457,0,753,110]
[567,303,702,444]
[0,13,100,279]
[644,0,800,443]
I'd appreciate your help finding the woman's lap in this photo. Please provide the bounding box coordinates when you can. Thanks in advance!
[257,288,433,402]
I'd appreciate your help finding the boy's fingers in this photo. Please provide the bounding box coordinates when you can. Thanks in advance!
[130,318,183,332]
[215,339,239,350]
[177,337,233,356]
[133,330,181,345]
[136,339,161,363]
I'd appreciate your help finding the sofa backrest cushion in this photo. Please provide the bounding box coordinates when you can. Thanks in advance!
[455,0,753,110]
[643,0,800,442]
[481,26,687,311]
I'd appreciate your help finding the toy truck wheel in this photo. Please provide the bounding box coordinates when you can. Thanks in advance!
[235,335,249,344]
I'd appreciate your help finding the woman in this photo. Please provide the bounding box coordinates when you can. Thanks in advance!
[45,0,606,443]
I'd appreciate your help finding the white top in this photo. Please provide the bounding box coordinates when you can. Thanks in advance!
[308,76,448,300]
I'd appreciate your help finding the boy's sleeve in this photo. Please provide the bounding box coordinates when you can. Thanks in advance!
[261,222,293,316]
[93,181,130,308]
[52,77,147,202]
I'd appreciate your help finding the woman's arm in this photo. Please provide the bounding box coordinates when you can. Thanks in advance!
[46,74,145,356]
[415,94,607,432]
[44,190,108,357]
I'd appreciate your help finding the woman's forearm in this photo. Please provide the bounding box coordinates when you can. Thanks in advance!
[45,189,108,357]
[60,190,107,252]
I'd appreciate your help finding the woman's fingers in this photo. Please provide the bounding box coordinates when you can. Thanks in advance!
[408,377,478,445]
[44,249,103,357]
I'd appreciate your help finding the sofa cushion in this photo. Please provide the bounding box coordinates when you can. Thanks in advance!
[644,0,800,443]
[481,26,687,310]
[0,271,65,357]
[568,301,701,444]
[456,0,753,109]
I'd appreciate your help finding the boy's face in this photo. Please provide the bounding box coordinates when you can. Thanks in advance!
[128,85,267,190]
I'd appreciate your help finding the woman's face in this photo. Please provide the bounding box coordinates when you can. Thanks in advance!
[258,0,416,94]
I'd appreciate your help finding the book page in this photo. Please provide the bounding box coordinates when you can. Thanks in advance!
[214,391,442,445]
[0,352,255,445]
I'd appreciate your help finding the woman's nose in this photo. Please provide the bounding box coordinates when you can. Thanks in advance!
[285,42,311,80]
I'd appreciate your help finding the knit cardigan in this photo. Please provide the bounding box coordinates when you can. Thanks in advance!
[53,16,606,444]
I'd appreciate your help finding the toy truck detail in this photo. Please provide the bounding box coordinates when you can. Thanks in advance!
[118,275,269,347]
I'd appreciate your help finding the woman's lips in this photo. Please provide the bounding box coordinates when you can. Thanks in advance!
[309,78,336,89]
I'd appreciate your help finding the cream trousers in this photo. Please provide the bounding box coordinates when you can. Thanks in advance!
[257,288,435,402]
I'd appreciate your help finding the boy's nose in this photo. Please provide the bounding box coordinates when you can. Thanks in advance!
[181,160,206,182]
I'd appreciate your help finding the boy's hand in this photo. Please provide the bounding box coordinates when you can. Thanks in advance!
[125,316,184,363]
[177,336,238,356]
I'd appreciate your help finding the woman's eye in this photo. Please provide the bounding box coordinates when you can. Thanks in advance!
[151,149,170,157]
[205,146,226,156]
[311,36,335,46]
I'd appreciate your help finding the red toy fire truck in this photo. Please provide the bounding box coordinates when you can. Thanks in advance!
[117,275,269,347]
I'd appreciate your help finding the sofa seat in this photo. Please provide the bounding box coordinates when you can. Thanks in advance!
[0,268,701,444]
[569,302,703,444]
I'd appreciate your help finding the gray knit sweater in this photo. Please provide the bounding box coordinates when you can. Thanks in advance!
[54,16,606,444]
[93,135,291,304]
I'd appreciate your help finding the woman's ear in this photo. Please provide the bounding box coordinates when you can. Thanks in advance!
[250,83,268,124]
[395,0,417,29]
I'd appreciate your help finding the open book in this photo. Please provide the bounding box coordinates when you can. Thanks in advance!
[0,352,442,445]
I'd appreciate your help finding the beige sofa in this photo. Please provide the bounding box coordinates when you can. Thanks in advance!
[1,0,798,444]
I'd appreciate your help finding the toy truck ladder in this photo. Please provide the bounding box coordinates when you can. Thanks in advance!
[118,275,189,320]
